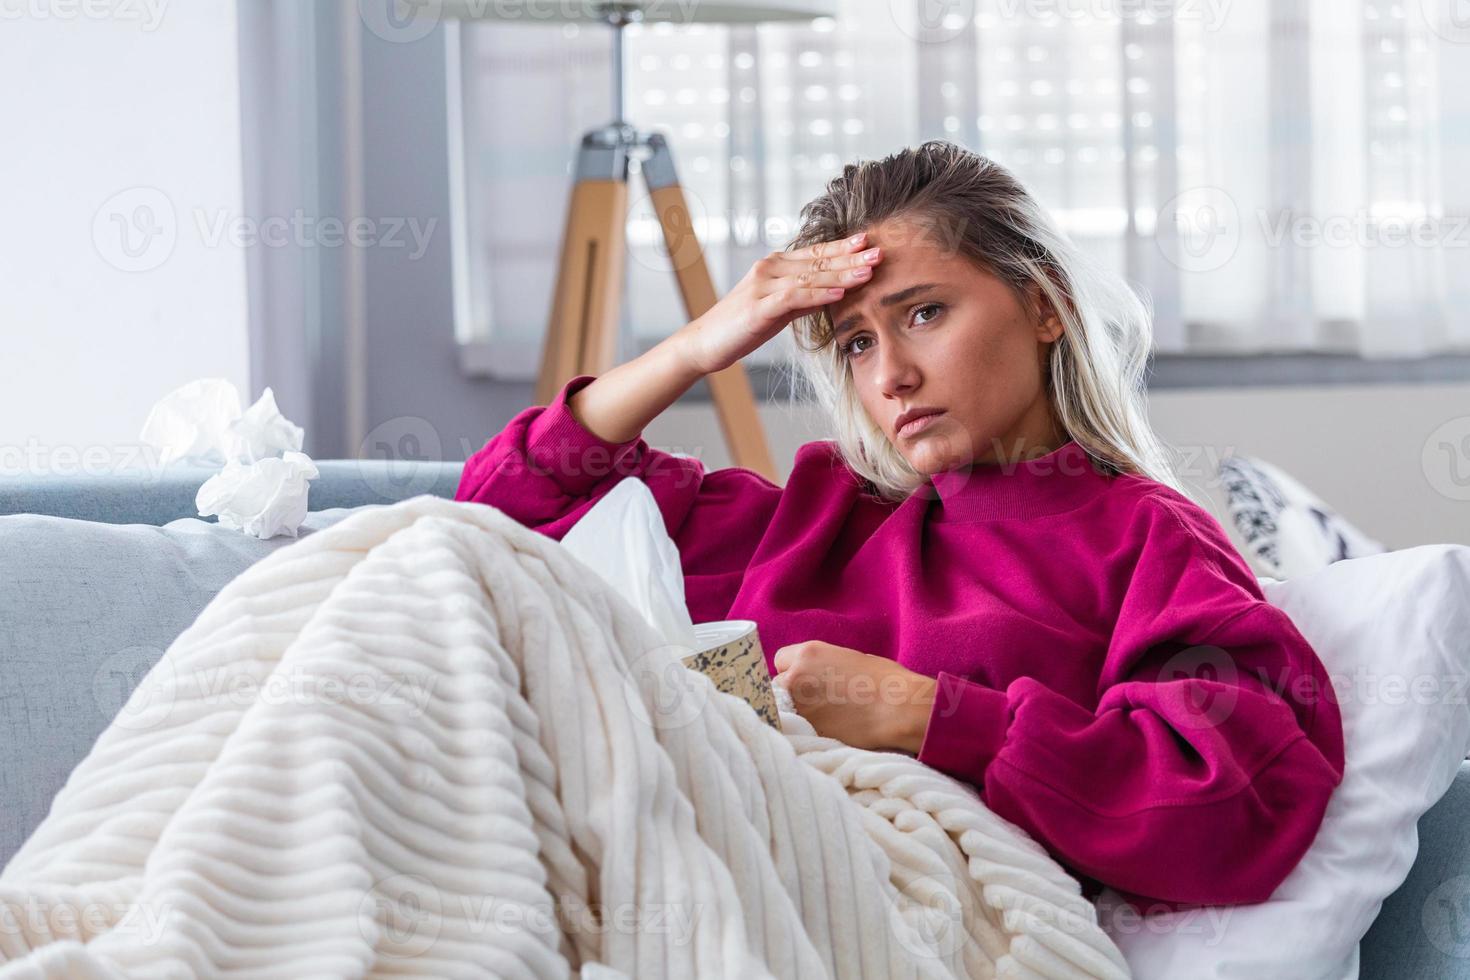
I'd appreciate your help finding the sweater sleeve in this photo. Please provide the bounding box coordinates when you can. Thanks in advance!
[455,372,783,565]
[915,490,1346,911]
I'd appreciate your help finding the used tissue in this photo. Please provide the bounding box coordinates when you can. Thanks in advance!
[140,378,317,539]
[138,378,244,467]
[196,451,321,539]
[559,478,700,654]
[139,378,303,466]
[223,386,305,464]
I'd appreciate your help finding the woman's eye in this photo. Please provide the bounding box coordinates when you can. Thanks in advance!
[914,303,943,324]
[840,304,942,358]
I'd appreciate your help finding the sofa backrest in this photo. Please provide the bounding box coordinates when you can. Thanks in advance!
[0,459,465,525]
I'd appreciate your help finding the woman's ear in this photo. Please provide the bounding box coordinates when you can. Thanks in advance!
[1039,308,1064,343]
[1027,281,1066,343]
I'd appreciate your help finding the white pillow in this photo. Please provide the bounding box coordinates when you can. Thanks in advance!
[1096,543,1470,979]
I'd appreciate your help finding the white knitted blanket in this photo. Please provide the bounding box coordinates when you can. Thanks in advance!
[0,496,1130,979]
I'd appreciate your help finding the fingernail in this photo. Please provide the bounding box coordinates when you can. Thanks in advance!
[862,247,881,261]
[848,231,866,244]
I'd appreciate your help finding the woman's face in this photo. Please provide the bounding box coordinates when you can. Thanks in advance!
[826,216,1066,477]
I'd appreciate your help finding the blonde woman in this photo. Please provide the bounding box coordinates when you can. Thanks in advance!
[457,140,1344,915]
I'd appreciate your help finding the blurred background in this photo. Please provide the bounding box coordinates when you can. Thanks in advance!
[5,0,1470,551]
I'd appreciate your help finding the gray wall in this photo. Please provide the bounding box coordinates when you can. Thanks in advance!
[240,6,534,463]
[358,19,532,466]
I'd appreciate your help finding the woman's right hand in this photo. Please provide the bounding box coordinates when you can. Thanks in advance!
[674,231,884,377]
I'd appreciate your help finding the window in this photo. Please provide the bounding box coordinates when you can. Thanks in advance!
[452,1,1470,382]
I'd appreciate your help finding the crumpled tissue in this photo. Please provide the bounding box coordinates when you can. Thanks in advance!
[196,451,321,539]
[559,478,700,654]
[140,378,303,465]
[140,378,317,539]
[223,386,305,464]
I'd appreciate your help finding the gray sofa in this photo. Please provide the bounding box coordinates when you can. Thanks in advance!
[1,460,1466,978]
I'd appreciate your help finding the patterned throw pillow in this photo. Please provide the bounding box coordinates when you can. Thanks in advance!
[1218,454,1387,580]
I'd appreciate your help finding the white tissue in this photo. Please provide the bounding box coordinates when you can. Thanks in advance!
[195,451,321,540]
[141,378,317,538]
[223,386,304,463]
[139,378,243,466]
[140,378,303,466]
[559,479,700,654]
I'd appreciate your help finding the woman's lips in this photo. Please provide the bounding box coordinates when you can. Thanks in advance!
[898,411,944,438]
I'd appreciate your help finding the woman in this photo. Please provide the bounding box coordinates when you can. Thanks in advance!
[457,140,1344,915]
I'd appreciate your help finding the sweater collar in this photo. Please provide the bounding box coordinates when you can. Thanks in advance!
[924,439,1114,521]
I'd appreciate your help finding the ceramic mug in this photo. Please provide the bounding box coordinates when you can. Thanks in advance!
[684,620,779,729]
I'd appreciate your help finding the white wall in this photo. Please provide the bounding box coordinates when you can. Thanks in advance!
[0,1,248,474]
[647,383,1470,552]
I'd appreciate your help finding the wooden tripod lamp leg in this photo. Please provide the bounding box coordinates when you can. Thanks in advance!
[537,137,630,407]
[641,134,777,482]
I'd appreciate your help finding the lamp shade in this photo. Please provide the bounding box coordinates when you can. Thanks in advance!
[439,0,836,24]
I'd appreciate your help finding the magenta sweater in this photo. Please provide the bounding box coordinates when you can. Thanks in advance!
[456,373,1345,912]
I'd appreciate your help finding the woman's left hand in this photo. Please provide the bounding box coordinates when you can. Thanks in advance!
[772,640,938,753]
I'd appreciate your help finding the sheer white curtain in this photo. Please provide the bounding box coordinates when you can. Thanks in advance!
[455,0,1470,378]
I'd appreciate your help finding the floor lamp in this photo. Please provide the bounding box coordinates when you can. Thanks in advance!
[444,0,836,482]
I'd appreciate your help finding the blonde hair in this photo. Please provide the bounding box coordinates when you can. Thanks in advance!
[776,139,1196,507]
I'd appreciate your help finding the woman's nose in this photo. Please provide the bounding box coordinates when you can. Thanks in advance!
[875,342,919,396]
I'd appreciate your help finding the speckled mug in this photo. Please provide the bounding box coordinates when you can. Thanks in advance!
[683,620,779,729]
